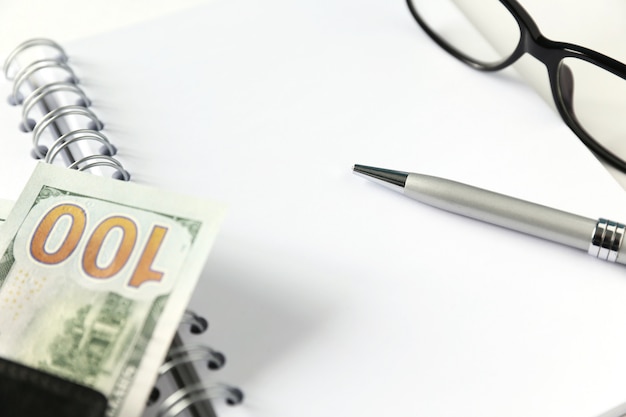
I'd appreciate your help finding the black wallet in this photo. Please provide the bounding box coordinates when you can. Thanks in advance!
[0,357,107,417]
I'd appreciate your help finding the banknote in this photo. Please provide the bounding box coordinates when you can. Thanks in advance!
[0,163,226,417]
[0,199,13,224]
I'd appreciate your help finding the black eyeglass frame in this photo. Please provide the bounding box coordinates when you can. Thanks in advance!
[406,0,626,173]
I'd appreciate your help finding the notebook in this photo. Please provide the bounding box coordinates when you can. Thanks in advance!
[1,39,242,417]
[4,0,626,416]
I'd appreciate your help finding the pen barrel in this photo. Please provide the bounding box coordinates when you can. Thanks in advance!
[405,173,600,253]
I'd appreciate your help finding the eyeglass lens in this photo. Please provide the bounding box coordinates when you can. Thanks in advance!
[559,58,626,161]
[410,0,626,167]
[409,0,520,66]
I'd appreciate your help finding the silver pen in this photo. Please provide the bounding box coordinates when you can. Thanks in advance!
[353,164,626,265]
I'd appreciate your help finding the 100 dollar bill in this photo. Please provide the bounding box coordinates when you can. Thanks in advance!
[0,163,225,417]
[0,199,13,224]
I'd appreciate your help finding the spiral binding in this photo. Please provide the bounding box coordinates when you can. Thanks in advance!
[3,38,243,416]
[150,312,244,417]
[3,38,130,180]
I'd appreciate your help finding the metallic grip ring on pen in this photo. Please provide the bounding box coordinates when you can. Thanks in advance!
[588,218,626,263]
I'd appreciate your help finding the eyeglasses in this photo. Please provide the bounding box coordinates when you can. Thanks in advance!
[406,0,626,174]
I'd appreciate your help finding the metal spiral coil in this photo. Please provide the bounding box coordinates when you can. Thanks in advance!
[21,81,91,131]
[3,38,130,181]
[157,383,244,417]
[4,39,243,416]
[147,310,244,417]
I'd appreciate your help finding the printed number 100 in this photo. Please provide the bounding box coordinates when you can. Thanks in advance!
[29,203,168,288]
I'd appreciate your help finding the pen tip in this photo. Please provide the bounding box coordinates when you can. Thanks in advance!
[353,164,408,191]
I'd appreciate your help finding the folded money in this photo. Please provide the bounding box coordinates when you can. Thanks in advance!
[0,163,226,417]
[0,199,12,224]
